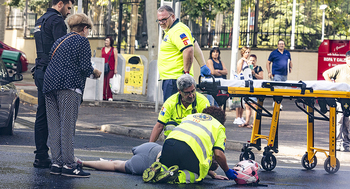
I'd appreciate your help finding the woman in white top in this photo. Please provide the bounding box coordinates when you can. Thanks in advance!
[233,47,251,127]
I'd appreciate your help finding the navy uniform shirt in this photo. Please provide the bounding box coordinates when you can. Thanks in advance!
[35,8,67,67]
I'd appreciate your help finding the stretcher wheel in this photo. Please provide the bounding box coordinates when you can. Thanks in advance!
[301,153,317,170]
[239,151,255,161]
[261,154,277,171]
[324,157,340,174]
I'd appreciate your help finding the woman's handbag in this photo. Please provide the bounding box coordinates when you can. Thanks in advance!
[104,62,110,75]
[104,47,113,75]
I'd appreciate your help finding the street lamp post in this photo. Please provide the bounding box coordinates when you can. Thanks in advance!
[320,4,327,42]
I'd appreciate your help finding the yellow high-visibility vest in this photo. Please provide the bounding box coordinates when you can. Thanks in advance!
[166,113,226,181]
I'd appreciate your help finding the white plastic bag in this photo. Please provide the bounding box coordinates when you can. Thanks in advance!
[110,74,121,94]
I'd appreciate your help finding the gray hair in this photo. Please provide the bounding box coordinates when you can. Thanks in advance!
[158,5,174,15]
[177,74,196,91]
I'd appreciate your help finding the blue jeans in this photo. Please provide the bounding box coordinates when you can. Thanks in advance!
[34,68,49,160]
[162,79,177,102]
[206,94,218,107]
[273,74,287,81]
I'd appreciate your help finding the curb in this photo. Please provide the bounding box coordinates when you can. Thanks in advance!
[19,90,38,105]
[18,90,157,109]
[82,100,156,109]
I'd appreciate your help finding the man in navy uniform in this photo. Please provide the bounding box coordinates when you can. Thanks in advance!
[33,0,74,168]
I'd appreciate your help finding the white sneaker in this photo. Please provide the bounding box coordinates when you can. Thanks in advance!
[108,98,113,101]
[233,118,244,125]
[240,117,246,124]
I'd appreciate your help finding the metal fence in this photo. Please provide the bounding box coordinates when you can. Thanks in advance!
[7,1,350,50]
[192,0,350,50]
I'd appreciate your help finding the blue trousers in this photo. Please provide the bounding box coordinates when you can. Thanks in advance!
[162,79,178,102]
[34,68,49,160]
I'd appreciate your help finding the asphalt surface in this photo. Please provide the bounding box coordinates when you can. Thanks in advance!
[14,66,350,166]
[3,121,350,189]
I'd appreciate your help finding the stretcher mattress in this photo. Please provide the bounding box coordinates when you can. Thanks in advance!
[205,79,350,92]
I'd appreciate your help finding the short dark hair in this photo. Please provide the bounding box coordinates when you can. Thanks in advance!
[249,54,257,60]
[202,106,226,125]
[52,0,74,6]
[209,47,221,60]
[105,36,114,47]
[158,5,174,15]
[346,50,350,57]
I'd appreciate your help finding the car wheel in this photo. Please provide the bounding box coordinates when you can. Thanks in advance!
[0,108,15,135]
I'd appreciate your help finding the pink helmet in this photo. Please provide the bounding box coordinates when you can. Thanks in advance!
[232,160,260,185]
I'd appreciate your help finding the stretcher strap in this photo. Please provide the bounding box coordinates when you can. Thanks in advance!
[261,81,313,94]
[245,80,254,93]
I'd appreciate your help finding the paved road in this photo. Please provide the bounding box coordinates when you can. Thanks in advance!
[1,103,350,188]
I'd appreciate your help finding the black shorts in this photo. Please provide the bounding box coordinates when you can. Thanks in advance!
[160,139,199,175]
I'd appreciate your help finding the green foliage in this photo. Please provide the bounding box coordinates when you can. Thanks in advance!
[8,0,21,7]
[182,0,234,20]
[325,0,350,36]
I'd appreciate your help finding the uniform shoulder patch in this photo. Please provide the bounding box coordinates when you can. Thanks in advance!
[160,107,166,116]
[180,33,189,45]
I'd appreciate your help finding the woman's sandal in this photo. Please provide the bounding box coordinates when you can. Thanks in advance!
[246,124,253,128]
[238,123,248,127]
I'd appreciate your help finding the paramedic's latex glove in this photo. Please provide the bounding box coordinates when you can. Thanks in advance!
[225,169,238,180]
[200,65,211,77]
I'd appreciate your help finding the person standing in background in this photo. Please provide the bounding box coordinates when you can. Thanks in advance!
[242,54,263,128]
[102,36,118,101]
[322,50,350,152]
[233,47,251,126]
[266,39,292,110]
[157,5,210,102]
[206,47,228,106]
[33,0,74,169]
[266,39,292,81]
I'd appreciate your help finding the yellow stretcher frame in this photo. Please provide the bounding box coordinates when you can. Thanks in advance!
[199,79,347,174]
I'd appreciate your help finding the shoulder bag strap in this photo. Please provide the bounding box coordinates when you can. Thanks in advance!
[107,47,113,63]
[51,34,79,59]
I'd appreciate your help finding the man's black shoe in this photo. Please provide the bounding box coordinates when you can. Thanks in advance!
[33,158,51,168]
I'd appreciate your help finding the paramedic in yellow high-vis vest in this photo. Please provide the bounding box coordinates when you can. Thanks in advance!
[157,5,211,102]
[160,106,238,182]
[149,74,210,142]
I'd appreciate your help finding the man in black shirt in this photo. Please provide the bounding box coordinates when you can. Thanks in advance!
[33,0,74,168]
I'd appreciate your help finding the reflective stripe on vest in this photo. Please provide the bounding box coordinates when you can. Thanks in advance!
[181,120,215,145]
[164,125,176,132]
[181,170,199,184]
[172,120,215,161]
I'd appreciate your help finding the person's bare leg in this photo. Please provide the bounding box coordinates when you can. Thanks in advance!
[245,103,252,124]
[82,160,126,172]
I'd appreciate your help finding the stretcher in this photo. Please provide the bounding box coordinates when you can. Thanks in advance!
[198,77,350,174]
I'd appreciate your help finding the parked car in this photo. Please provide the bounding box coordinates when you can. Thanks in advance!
[0,41,28,73]
[0,53,22,135]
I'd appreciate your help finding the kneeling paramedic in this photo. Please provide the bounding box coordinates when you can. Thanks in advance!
[149,74,210,142]
[144,106,237,183]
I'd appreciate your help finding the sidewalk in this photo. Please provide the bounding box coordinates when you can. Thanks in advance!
[15,66,350,165]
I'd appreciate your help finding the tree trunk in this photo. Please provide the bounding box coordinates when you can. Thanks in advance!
[199,11,208,47]
[83,0,88,15]
[0,0,6,41]
[129,1,139,54]
[145,0,158,62]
